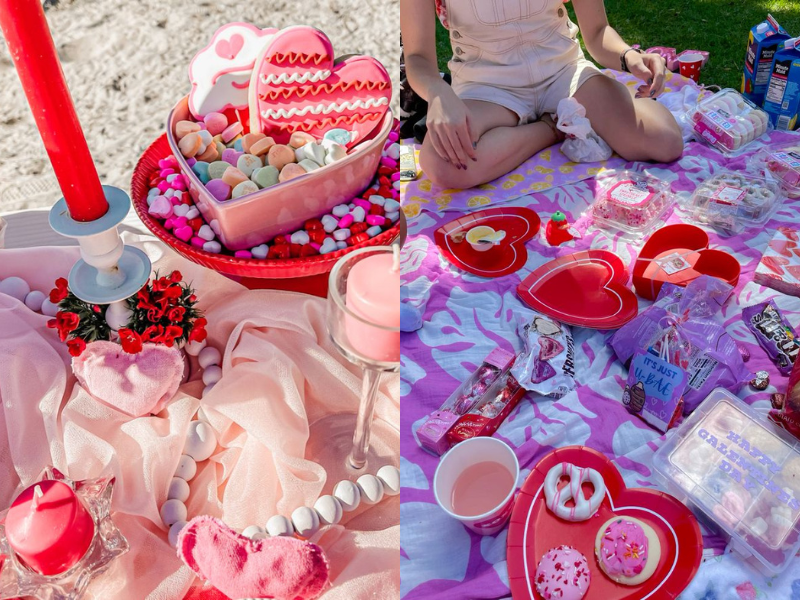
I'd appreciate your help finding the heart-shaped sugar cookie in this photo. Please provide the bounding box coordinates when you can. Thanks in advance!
[72,341,184,417]
[178,516,330,600]
[249,26,391,146]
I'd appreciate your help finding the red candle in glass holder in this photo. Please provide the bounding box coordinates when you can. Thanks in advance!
[5,480,95,576]
[0,0,109,222]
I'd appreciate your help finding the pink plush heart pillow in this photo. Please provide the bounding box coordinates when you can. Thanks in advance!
[72,341,184,417]
[178,516,330,600]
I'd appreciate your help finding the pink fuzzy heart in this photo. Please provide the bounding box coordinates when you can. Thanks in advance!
[72,341,184,417]
[178,516,330,600]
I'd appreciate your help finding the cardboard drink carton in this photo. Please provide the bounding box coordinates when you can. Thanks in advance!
[764,37,800,130]
[742,15,791,105]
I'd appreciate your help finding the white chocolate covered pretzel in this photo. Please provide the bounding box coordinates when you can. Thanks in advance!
[544,462,606,522]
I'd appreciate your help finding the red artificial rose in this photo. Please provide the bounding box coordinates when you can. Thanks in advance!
[141,325,164,343]
[194,317,207,329]
[188,323,207,343]
[92,305,102,313]
[49,277,69,304]
[147,307,165,323]
[152,277,170,293]
[66,338,86,357]
[162,325,183,346]
[167,306,186,323]
[161,285,183,300]
[188,295,197,303]
[119,328,143,354]
[47,311,80,342]
[169,271,183,283]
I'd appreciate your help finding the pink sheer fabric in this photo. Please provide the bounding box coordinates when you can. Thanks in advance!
[0,233,399,600]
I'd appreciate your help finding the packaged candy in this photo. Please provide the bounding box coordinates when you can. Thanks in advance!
[654,388,800,575]
[415,347,516,455]
[624,349,686,432]
[771,356,800,437]
[590,170,675,239]
[764,38,800,130]
[742,15,791,106]
[688,88,771,155]
[684,170,782,234]
[610,276,752,413]
[742,300,800,375]
[446,371,526,446]
[754,227,800,297]
[511,313,576,398]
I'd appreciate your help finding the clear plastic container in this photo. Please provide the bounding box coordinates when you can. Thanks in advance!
[685,170,783,234]
[590,170,675,238]
[750,143,800,198]
[688,88,772,155]
[653,388,800,575]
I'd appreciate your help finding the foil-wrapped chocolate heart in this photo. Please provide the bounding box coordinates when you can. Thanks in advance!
[750,370,770,391]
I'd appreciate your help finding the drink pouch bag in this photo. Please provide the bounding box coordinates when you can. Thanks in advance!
[743,300,800,375]
[610,275,752,413]
[511,312,576,398]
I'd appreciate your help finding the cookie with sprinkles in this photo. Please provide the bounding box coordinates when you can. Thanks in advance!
[534,545,590,600]
[595,516,662,586]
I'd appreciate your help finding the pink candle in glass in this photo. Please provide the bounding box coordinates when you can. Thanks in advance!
[6,480,95,575]
[345,252,400,362]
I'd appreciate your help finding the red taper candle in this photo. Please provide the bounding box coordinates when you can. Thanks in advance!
[0,0,108,222]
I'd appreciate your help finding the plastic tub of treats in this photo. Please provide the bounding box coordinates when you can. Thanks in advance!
[750,143,800,198]
[685,170,783,234]
[688,89,771,155]
[590,170,675,239]
[653,388,800,575]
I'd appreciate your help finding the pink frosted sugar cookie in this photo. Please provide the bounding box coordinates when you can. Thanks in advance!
[595,516,661,586]
[534,546,590,600]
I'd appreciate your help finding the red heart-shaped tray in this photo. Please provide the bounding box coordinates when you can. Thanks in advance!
[632,224,741,301]
[507,446,702,600]
[517,250,638,329]
[434,207,541,277]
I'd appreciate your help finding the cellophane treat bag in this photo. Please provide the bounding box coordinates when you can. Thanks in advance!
[511,312,576,398]
[610,275,752,413]
[772,357,800,437]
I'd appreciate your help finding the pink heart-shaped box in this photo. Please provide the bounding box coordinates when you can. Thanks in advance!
[72,341,184,417]
[167,97,392,250]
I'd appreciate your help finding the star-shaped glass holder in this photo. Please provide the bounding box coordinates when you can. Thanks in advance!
[0,467,129,600]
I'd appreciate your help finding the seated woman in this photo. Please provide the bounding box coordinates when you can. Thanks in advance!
[401,0,684,189]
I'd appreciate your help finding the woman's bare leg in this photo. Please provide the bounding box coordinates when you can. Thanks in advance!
[419,100,562,189]
[574,75,683,163]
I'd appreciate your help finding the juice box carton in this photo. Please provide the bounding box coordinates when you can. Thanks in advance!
[764,38,800,130]
[742,15,791,105]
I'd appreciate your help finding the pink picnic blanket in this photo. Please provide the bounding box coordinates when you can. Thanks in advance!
[400,70,696,216]
[0,233,399,600]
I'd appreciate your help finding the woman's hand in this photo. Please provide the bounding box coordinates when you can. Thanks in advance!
[628,52,668,99]
[426,87,477,170]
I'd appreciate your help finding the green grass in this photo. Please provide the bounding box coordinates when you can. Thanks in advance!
[435,0,800,89]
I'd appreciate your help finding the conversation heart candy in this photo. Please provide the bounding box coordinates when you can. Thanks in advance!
[298,159,320,173]
[203,112,228,136]
[222,166,249,187]
[252,165,280,188]
[249,136,275,157]
[206,179,231,201]
[241,132,266,154]
[237,154,262,177]
[289,131,316,148]
[325,143,347,164]
[323,129,351,147]
[278,163,306,183]
[176,120,202,140]
[197,225,216,241]
[332,204,349,217]
[208,160,230,180]
[232,180,259,198]
[149,196,173,219]
[267,145,295,171]
[175,226,194,242]
[319,238,337,254]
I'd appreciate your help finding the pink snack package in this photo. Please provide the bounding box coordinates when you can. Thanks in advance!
[754,227,800,297]
[772,356,800,437]
[415,347,516,455]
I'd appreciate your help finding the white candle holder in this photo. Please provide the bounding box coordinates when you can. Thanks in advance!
[0,467,128,600]
[49,186,150,305]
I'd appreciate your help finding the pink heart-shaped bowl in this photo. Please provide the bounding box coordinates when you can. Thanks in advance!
[131,135,400,283]
[72,341,184,417]
[178,516,330,600]
[165,95,393,251]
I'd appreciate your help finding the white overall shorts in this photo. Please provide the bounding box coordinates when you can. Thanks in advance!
[437,0,602,122]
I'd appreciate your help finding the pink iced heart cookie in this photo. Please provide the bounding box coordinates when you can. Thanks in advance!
[72,341,184,417]
[189,23,278,118]
[178,516,330,600]
[249,26,391,146]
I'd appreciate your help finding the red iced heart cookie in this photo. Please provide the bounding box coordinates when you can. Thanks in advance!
[72,341,184,417]
[538,337,564,361]
[178,516,330,600]
[434,207,541,278]
[632,224,740,301]
[762,255,790,275]
[250,26,391,146]
[507,446,702,600]
[517,250,638,329]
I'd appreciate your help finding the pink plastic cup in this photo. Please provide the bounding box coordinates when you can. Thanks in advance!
[433,437,519,535]
[679,53,704,83]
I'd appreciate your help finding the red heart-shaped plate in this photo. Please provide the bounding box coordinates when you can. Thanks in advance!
[517,250,638,329]
[434,207,541,278]
[507,446,702,600]
[632,224,741,301]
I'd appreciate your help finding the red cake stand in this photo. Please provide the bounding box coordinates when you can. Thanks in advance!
[131,135,404,296]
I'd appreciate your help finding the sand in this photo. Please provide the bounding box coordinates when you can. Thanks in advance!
[0,0,399,214]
